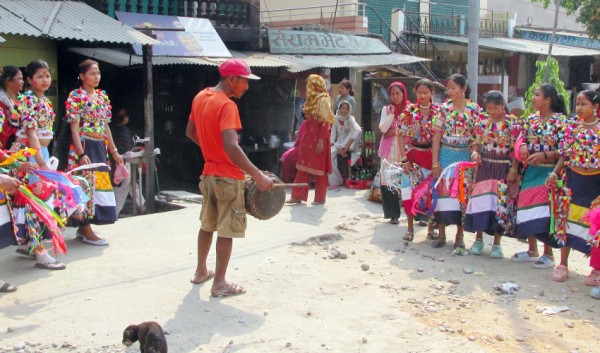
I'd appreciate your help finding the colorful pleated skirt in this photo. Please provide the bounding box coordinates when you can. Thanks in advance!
[514,165,552,240]
[464,153,513,235]
[68,137,117,226]
[561,169,596,254]
[400,148,432,218]
[434,144,470,225]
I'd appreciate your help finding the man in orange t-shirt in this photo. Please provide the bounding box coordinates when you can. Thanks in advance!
[186,59,273,297]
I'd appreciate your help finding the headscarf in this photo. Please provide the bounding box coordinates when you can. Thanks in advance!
[303,74,334,125]
[387,81,408,119]
[335,100,352,123]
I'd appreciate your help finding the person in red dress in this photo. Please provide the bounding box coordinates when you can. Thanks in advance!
[287,74,334,205]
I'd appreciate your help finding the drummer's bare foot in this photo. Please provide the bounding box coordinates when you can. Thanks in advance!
[285,199,302,204]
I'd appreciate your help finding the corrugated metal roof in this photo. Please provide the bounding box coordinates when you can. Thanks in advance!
[68,47,428,73]
[68,47,219,67]
[68,48,292,68]
[273,53,429,73]
[0,0,157,44]
[425,34,600,57]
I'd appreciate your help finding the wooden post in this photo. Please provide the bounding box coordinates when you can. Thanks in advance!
[143,41,156,212]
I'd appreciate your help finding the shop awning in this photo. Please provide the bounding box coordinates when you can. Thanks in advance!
[68,47,427,73]
[67,47,290,68]
[269,53,429,73]
[0,0,157,45]
[424,34,600,56]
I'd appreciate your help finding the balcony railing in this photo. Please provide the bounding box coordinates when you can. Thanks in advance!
[84,1,260,44]
[260,3,366,25]
[403,10,510,38]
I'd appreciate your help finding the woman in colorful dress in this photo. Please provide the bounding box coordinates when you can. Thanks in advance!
[464,91,520,258]
[545,89,598,283]
[512,84,568,270]
[9,60,66,270]
[431,74,480,248]
[66,59,121,245]
[397,78,436,241]
[0,66,22,149]
[287,74,334,205]
[378,82,410,224]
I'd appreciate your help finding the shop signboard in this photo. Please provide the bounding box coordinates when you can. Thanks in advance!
[116,12,231,57]
[267,29,391,55]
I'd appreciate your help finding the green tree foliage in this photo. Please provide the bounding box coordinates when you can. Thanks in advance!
[523,57,570,117]
[531,0,600,39]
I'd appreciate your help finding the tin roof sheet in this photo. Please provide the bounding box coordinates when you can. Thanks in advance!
[272,53,429,73]
[0,0,157,44]
[425,34,600,57]
[68,47,428,73]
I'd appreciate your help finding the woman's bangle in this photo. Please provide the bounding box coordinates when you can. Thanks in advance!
[78,152,86,159]
[548,172,558,178]
[432,162,441,168]
[110,148,118,154]
[471,151,479,158]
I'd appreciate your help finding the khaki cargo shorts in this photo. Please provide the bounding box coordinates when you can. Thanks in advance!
[199,175,247,238]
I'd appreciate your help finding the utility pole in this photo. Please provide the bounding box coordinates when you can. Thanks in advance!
[467,0,480,102]
[143,36,156,213]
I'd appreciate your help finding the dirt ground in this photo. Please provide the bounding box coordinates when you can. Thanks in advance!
[0,187,597,353]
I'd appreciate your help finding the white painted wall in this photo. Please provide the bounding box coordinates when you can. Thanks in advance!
[261,0,360,21]
[485,0,585,32]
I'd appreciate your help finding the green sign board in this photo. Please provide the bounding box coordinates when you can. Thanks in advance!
[267,29,391,55]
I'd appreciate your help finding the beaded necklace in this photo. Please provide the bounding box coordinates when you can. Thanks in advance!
[476,113,518,151]
[18,90,55,131]
[439,99,479,137]
[401,102,437,144]
[66,88,112,136]
[521,112,567,152]
[560,120,600,169]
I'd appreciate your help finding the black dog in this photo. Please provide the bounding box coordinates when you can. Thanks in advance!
[122,321,167,353]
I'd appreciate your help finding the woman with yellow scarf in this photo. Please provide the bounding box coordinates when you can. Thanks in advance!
[287,75,334,205]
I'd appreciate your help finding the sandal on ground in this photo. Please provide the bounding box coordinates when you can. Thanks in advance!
[489,245,504,259]
[211,283,246,298]
[552,265,569,282]
[511,251,539,262]
[190,271,215,285]
[470,239,484,255]
[285,199,302,204]
[453,237,465,249]
[35,259,66,270]
[431,236,446,248]
[591,286,600,299]
[426,229,438,240]
[0,281,17,293]
[532,255,555,269]
[403,231,414,242]
[81,237,109,246]
[389,218,399,225]
[15,248,35,258]
[584,269,600,286]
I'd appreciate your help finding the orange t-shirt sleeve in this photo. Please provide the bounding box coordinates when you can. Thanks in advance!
[218,100,242,132]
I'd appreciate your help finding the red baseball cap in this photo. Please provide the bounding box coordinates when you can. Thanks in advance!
[218,59,260,80]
